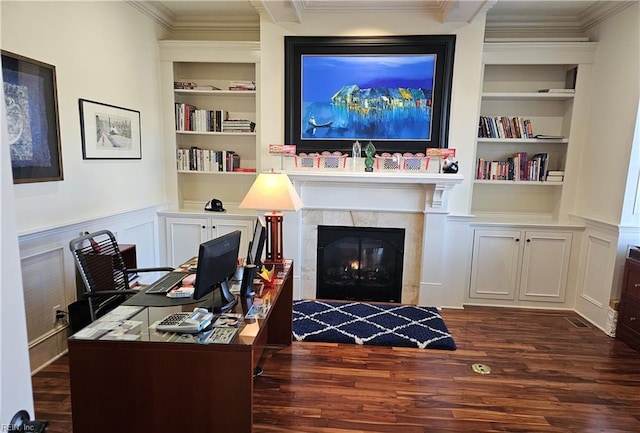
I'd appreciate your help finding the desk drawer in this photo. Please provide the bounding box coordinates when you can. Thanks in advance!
[618,296,640,336]
[624,261,640,299]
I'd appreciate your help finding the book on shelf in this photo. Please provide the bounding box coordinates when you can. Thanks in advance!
[546,170,565,182]
[228,80,256,91]
[174,104,230,132]
[174,81,196,89]
[478,116,534,139]
[547,170,565,176]
[176,148,241,172]
[221,119,256,132]
[534,134,564,140]
[173,82,221,91]
[476,152,549,182]
[537,88,575,94]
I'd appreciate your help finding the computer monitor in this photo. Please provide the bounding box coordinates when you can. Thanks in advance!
[246,216,266,268]
[192,230,241,313]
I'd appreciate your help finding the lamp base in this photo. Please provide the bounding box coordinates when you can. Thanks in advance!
[264,211,285,264]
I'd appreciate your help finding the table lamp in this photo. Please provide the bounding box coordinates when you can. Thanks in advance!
[239,170,303,264]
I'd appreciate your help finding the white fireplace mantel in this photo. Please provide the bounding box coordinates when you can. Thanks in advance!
[283,170,464,306]
[285,170,464,213]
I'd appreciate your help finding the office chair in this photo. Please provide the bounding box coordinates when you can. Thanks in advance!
[69,230,174,321]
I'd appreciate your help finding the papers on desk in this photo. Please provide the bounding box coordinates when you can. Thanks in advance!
[72,306,145,340]
[73,319,143,341]
[101,320,142,341]
[245,303,270,320]
[100,306,144,322]
[206,327,238,344]
[213,312,243,328]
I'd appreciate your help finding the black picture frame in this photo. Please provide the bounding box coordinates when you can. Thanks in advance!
[1,50,63,183]
[79,99,141,160]
[284,35,456,155]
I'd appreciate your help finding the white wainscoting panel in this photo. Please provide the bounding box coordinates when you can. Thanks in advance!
[22,247,67,342]
[18,204,166,373]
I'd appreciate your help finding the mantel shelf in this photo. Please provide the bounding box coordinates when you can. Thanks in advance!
[285,170,464,188]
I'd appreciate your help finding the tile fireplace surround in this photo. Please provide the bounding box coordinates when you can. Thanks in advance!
[283,171,464,305]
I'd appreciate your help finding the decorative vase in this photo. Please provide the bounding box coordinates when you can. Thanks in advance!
[364,141,376,172]
[352,140,361,170]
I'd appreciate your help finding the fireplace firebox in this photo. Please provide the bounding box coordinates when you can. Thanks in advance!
[316,225,405,302]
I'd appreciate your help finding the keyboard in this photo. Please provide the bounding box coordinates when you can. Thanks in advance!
[145,272,187,294]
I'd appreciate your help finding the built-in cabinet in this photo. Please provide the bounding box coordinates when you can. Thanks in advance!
[158,41,261,264]
[472,42,595,221]
[469,228,573,303]
[467,42,595,308]
[160,212,255,267]
[159,41,261,211]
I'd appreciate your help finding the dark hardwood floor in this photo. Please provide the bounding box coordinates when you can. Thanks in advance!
[33,306,640,432]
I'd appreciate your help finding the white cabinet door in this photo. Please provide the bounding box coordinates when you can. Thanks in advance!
[518,231,572,302]
[470,228,573,304]
[164,214,254,268]
[165,217,209,267]
[209,217,253,261]
[469,229,522,300]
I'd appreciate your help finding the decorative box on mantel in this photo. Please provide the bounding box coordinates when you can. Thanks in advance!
[282,170,464,306]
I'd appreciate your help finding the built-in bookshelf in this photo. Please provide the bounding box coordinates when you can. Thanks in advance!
[159,41,261,210]
[471,42,596,222]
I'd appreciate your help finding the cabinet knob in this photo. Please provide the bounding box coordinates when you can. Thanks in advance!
[212,226,216,229]
[515,238,520,242]
[526,239,531,243]
[201,225,205,229]
[631,317,637,321]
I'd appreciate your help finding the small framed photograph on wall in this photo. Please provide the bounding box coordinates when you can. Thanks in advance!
[79,98,141,160]
[1,50,63,183]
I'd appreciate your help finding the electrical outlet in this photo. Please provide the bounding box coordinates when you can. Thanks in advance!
[52,304,61,323]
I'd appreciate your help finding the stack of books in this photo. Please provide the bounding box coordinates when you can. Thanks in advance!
[546,170,565,182]
[228,80,256,91]
[221,119,256,133]
[537,88,575,94]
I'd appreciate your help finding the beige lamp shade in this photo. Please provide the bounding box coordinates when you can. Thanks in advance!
[239,171,303,212]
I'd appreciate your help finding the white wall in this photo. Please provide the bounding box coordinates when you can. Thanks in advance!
[1,0,170,384]
[1,1,169,235]
[258,10,486,217]
[575,2,640,226]
[1,20,34,423]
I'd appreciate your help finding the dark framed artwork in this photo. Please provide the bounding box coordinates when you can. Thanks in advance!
[1,50,63,183]
[284,35,456,154]
[79,99,141,159]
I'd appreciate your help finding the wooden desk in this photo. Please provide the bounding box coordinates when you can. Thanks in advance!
[68,261,293,433]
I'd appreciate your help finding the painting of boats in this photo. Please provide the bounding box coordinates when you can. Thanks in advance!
[301,54,435,141]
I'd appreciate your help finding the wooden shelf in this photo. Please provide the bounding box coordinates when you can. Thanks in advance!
[482,91,575,101]
[473,180,563,186]
[176,130,256,136]
[175,89,256,96]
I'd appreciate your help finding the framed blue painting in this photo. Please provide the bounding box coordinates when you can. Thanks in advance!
[285,35,456,154]
[2,50,63,183]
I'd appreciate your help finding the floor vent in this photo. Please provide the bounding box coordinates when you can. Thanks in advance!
[565,316,591,328]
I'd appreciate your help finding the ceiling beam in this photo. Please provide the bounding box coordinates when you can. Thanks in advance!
[252,0,303,24]
[441,0,497,23]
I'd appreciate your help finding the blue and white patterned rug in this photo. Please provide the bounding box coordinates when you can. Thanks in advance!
[292,300,456,350]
